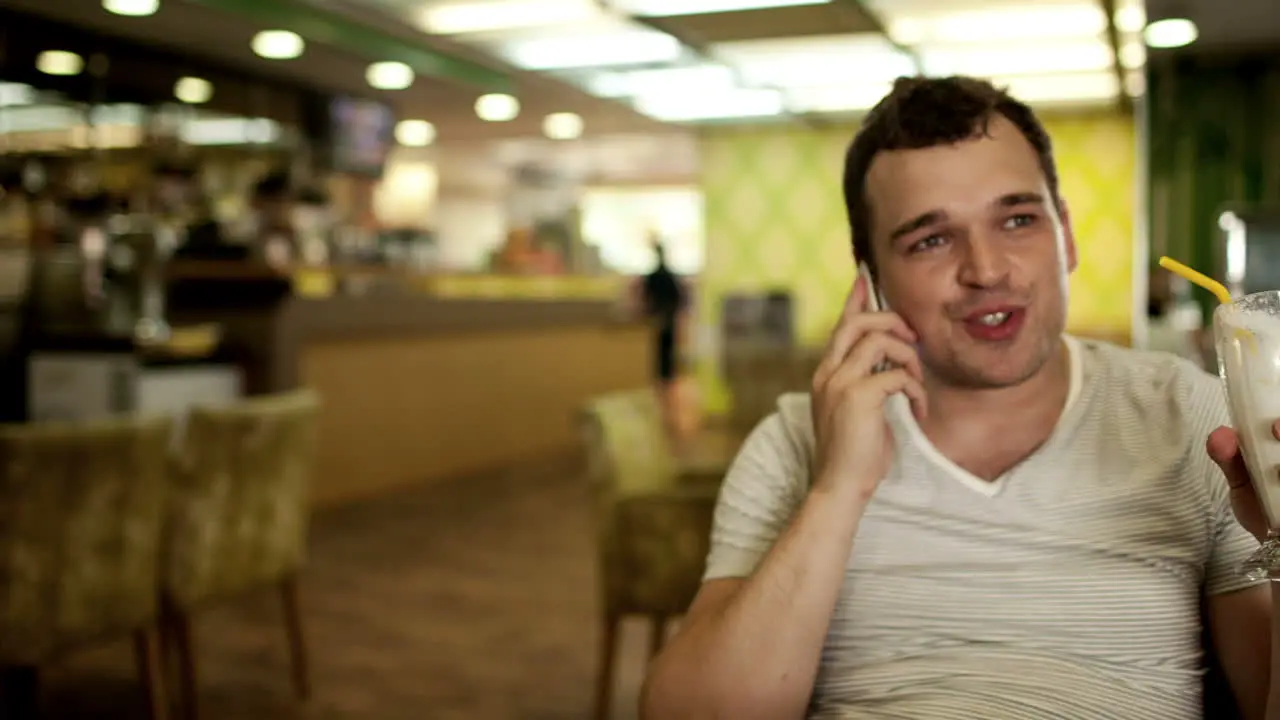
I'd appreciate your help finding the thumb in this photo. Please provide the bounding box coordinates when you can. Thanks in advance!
[1207,426,1251,490]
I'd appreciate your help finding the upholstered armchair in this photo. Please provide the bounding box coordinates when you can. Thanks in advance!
[581,390,720,720]
[0,414,173,720]
[160,389,320,720]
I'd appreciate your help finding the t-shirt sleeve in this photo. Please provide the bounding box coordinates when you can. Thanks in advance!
[703,407,812,581]
[1204,481,1264,596]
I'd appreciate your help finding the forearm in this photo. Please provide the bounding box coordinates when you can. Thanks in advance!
[644,483,866,719]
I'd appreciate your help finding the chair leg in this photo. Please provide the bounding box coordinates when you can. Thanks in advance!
[279,576,311,702]
[0,665,40,720]
[648,615,668,659]
[132,627,168,720]
[593,614,620,720]
[167,608,198,720]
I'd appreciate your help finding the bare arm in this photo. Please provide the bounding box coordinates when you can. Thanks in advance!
[641,276,926,720]
[641,482,868,720]
[1207,584,1271,720]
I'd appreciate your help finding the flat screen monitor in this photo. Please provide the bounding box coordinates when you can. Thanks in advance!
[327,95,395,178]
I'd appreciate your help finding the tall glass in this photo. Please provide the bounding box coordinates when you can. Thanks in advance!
[1215,290,1280,581]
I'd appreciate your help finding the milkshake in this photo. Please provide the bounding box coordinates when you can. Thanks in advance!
[1215,290,1280,580]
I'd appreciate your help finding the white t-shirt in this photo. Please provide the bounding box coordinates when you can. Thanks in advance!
[704,337,1263,719]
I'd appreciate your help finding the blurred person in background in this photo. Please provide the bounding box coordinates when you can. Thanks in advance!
[640,237,687,434]
[246,170,298,270]
[642,76,1274,720]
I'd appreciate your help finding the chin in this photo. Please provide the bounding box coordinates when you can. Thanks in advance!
[929,337,1057,390]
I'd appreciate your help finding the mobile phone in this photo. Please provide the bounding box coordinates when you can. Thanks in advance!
[857,261,894,374]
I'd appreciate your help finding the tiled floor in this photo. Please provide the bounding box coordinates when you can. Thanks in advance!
[39,453,661,719]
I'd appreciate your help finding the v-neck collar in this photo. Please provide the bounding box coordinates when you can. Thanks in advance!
[892,336,1085,498]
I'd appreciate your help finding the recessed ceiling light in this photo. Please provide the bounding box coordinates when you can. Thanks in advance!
[476,93,520,122]
[174,76,213,104]
[103,0,159,16]
[1144,18,1198,48]
[1113,2,1146,33]
[367,61,414,91]
[395,119,437,147]
[543,112,583,140]
[252,30,305,60]
[613,0,826,16]
[36,50,84,76]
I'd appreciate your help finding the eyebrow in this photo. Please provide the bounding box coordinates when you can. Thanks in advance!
[887,192,1048,242]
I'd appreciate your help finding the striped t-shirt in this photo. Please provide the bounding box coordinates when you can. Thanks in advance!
[704,337,1264,719]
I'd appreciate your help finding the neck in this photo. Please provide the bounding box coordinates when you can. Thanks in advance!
[917,337,1072,434]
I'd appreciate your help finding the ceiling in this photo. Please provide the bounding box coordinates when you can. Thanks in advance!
[0,0,674,141]
[2,0,1274,147]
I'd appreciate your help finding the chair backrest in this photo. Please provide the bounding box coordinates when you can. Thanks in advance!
[723,346,819,434]
[164,389,320,608]
[581,389,718,616]
[581,389,677,498]
[0,414,172,663]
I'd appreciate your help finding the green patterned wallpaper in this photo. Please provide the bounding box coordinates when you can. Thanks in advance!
[696,111,1138,414]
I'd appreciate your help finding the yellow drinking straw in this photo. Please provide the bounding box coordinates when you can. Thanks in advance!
[1158,256,1234,305]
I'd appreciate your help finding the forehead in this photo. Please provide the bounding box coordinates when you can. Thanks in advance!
[864,115,1049,236]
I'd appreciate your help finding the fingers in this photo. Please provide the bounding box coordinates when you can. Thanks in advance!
[842,332,924,384]
[1206,426,1251,490]
[814,313,917,391]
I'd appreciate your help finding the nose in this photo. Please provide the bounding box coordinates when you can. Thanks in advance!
[956,232,1010,289]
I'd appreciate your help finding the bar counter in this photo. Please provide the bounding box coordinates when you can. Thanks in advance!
[171,269,649,507]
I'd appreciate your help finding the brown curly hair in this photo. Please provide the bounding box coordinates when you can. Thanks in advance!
[842,76,1060,275]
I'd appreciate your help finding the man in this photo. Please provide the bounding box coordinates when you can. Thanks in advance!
[641,76,1277,719]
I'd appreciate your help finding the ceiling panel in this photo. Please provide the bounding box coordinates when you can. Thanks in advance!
[645,4,879,44]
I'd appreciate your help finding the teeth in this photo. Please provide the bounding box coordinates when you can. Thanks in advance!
[980,312,1010,326]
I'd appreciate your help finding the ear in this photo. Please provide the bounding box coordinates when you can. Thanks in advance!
[1057,197,1078,273]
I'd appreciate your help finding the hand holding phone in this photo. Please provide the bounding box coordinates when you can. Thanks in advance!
[808,263,926,502]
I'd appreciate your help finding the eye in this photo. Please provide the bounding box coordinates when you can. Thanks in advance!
[1003,214,1037,230]
[909,234,947,253]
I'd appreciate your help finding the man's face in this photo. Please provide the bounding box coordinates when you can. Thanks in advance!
[864,115,1076,389]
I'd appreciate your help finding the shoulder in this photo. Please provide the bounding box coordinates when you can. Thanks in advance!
[1079,338,1224,426]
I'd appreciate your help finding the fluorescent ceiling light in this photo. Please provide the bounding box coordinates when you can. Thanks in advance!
[584,64,736,98]
[885,4,1107,45]
[476,93,520,121]
[714,34,914,88]
[395,119,436,146]
[174,76,213,104]
[1144,18,1198,49]
[36,50,84,76]
[921,40,1113,77]
[252,30,305,60]
[633,87,784,122]
[996,71,1119,106]
[102,0,158,17]
[0,83,35,107]
[786,83,891,114]
[1124,70,1146,98]
[612,0,828,17]
[366,61,414,90]
[1113,0,1146,33]
[1119,39,1146,68]
[494,28,682,70]
[419,0,601,35]
[543,112,584,140]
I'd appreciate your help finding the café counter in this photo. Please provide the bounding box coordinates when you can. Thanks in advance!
[170,269,649,507]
